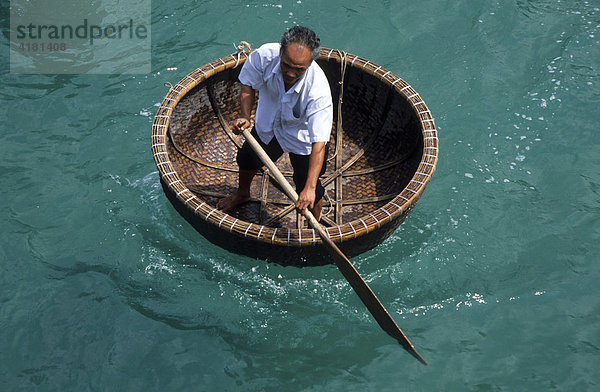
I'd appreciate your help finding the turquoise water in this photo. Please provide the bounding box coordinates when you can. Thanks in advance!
[2,0,599,390]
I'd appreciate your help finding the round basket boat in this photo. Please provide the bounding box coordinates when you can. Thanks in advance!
[151,47,438,266]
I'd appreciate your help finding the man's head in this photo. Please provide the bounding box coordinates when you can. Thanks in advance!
[280,26,321,61]
[279,26,321,87]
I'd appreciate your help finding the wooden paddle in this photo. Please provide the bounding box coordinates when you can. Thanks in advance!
[242,128,427,365]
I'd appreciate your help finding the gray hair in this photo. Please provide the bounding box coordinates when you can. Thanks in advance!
[280,26,321,61]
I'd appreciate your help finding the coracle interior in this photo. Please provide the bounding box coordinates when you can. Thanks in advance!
[166,57,423,229]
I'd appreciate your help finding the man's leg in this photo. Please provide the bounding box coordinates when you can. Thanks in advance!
[310,198,324,222]
[290,145,328,222]
[217,128,283,212]
[216,169,256,212]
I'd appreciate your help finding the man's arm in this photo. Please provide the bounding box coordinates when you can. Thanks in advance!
[233,84,255,133]
[296,141,326,211]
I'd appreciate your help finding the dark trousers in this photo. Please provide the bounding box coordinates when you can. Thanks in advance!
[236,127,328,202]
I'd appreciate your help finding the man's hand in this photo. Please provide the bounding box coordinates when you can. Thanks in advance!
[296,186,316,213]
[233,117,251,134]
[232,85,255,134]
[295,141,326,215]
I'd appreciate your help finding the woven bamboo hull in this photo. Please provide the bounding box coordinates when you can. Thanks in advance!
[152,48,438,266]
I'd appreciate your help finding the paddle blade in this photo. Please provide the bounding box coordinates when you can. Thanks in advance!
[316,228,428,365]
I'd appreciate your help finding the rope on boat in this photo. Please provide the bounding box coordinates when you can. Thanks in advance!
[232,41,252,68]
[327,50,347,163]
[323,50,347,218]
[332,50,348,224]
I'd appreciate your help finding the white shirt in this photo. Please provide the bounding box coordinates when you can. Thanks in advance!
[238,43,333,155]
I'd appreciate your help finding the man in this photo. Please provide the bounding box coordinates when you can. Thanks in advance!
[216,26,333,221]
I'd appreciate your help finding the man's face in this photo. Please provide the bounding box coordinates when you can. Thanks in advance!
[280,42,312,87]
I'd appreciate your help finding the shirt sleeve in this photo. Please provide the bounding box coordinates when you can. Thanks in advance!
[238,49,265,90]
[307,96,333,143]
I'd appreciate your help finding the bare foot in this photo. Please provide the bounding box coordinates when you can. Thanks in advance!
[216,191,251,212]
